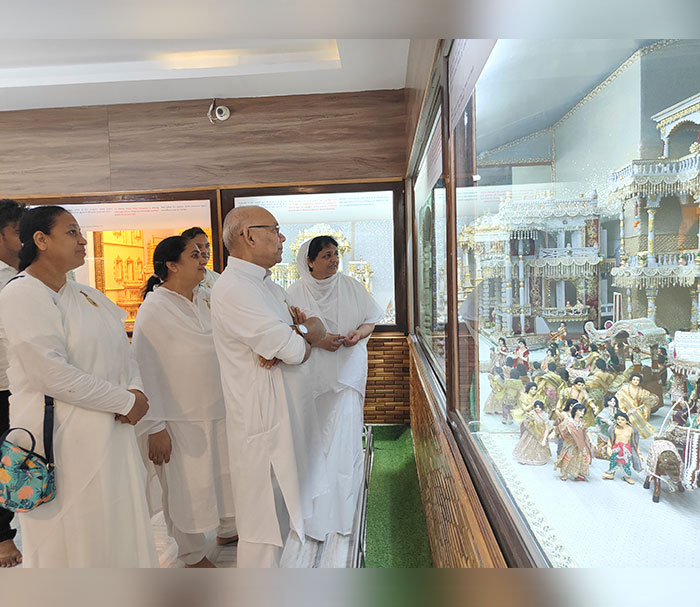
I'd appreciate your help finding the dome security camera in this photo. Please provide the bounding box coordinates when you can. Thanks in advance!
[215,105,230,121]
[207,99,231,124]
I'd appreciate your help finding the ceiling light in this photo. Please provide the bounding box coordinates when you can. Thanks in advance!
[158,50,241,70]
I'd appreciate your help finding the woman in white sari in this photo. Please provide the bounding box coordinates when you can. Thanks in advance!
[287,236,383,538]
[133,236,236,568]
[0,206,157,568]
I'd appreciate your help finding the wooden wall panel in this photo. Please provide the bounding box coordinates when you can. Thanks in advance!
[0,89,406,197]
[108,90,406,191]
[409,340,506,568]
[405,39,439,163]
[364,333,410,424]
[0,106,111,196]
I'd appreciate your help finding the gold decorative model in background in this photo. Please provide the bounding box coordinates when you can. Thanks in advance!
[92,227,214,330]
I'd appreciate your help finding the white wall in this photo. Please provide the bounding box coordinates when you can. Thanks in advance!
[512,165,552,185]
[554,60,642,200]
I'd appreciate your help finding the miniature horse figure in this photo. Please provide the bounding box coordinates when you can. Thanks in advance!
[644,439,684,503]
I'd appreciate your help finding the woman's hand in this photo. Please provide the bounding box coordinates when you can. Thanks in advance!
[319,333,345,352]
[343,330,361,347]
[258,355,280,369]
[148,429,172,466]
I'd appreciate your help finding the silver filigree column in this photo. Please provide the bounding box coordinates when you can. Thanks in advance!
[646,286,658,321]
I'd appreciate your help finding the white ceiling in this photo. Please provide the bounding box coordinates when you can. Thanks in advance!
[0,39,410,112]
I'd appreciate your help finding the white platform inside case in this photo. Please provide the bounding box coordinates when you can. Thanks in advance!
[475,341,700,568]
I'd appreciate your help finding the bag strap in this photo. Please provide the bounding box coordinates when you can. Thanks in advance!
[43,395,55,469]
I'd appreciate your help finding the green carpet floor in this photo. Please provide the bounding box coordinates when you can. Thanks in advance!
[365,425,433,568]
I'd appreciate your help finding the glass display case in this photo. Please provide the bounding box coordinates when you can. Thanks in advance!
[449,39,700,567]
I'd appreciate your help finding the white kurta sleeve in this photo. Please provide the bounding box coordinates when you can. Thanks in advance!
[127,351,145,393]
[228,292,307,365]
[0,285,135,415]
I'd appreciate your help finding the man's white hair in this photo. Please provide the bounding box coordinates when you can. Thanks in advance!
[222,206,260,251]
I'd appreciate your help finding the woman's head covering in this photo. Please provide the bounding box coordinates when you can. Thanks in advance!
[296,239,340,326]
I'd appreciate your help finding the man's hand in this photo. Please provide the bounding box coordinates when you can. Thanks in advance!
[148,429,172,466]
[289,306,307,325]
[258,355,280,369]
[343,330,361,347]
[318,333,345,352]
[301,316,326,347]
[124,389,149,425]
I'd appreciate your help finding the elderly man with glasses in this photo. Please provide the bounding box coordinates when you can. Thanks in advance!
[211,205,329,568]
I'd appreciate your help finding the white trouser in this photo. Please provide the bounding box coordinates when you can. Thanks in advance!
[157,464,237,565]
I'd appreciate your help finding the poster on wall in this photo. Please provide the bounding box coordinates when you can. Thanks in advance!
[61,200,211,232]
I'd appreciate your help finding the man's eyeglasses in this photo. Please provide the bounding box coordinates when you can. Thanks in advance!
[241,224,281,236]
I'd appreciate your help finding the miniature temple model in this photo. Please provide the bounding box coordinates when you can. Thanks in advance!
[609,92,700,333]
[460,191,602,344]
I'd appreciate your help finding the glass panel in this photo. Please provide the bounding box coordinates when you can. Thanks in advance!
[453,39,700,567]
[235,190,396,324]
[414,115,447,376]
[62,200,213,331]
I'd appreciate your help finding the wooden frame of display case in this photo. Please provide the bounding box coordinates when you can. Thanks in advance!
[407,39,554,568]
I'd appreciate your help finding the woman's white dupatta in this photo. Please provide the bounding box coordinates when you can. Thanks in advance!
[286,240,384,398]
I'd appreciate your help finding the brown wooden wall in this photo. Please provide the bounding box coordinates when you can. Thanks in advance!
[405,39,439,163]
[0,89,406,197]
[364,332,410,424]
[409,340,506,568]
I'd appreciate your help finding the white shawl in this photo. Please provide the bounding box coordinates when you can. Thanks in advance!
[132,285,225,430]
[286,240,384,398]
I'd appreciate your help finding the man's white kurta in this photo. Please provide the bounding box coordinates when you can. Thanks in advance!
[0,273,158,568]
[211,257,328,547]
[132,286,235,533]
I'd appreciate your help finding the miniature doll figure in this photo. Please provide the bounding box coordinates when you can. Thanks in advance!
[602,411,642,484]
[554,403,593,481]
[590,394,618,459]
[579,333,591,354]
[548,398,578,456]
[503,356,516,378]
[502,369,525,425]
[514,338,530,371]
[531,361,545,380]
[535,362,566,414]
[672,379,700,426]
[585,357,617,409]
[484,367,507,415]
[513,400,551,465]
[513,382,539,425]
[616,372,657,439]
[565,345,581,371]
[580,343,599,369]
[542,343,560,371]
[558,376,598,426]
[516,363,530,385]
[495,337,509,369]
